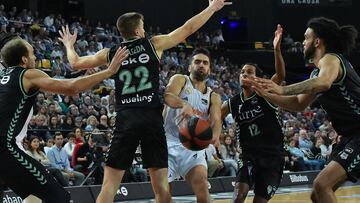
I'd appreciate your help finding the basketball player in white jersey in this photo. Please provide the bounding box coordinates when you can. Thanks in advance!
[163,48,222,202]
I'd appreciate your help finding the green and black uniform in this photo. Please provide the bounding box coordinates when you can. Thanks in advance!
[310,53,360,182]
[106,37,167,169]
[228,92,284,200]
[0,67,70,202]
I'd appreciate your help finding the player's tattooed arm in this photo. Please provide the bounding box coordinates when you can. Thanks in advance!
[282,78,321,95]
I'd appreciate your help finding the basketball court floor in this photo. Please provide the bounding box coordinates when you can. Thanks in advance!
[122,182,360,203]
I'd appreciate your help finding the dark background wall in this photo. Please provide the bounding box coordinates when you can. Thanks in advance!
[82,0,359,42]
[3,0,359,42]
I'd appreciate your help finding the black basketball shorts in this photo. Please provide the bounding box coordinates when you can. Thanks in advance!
[331,135,360,182]
[105,108,168,170]
[236,154,284,200]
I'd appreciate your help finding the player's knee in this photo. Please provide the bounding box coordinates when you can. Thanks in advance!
[191,174,208,188]
[312,178,328,194]
[310,190,318,203]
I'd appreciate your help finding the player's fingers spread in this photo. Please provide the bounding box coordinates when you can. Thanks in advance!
[116,46,127,56]
[62,26,66,34]
[58,30,64,38]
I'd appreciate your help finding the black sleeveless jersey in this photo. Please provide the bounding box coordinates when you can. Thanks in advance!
[310,53,360,136]
[108,37,161,112]
[228,92,284,156]
[0,67,38,145]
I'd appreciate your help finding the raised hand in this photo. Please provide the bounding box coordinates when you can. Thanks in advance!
[58,25,78,47]
[254,77,285,95]
[273,24,283,51]
[107,46,129,75]
[245,78,270,97]
[208,0,232,12]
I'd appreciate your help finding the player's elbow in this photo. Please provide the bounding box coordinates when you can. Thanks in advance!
[163,92,174,106]
[315,81,332,93]
[70,61,82,70]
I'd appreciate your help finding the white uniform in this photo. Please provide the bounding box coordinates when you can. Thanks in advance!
[164,75,212,182]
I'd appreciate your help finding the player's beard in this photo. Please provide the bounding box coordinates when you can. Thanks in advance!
[192,69,208,81]
[304,42,316,61]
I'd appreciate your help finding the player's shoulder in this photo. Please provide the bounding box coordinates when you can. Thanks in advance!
[23,68,47,77]
[320,53,341,65]
[170,74,187,83]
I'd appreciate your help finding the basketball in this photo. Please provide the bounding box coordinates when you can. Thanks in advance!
[179,116,213,151]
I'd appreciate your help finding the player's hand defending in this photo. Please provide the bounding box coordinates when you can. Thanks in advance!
[58,25,78,48]
[273,24,283,51]
[107,46,129,75]
[208,0,232,12]
[254,77,285,95]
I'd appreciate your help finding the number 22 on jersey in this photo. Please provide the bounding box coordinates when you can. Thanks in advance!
[118,66,152,95]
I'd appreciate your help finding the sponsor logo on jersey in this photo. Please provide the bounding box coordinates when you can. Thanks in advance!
[237,105,263,121]
[184,87,192,95]
[251,97,258,105]
[121,53,150,66]
[267,185,277,197]
[340,151,349,160]
[120,93,154,104]
[201,98,208,105]
[345,148,354,154]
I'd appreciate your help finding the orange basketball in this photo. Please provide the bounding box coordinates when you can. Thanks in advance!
[179,116,213,151]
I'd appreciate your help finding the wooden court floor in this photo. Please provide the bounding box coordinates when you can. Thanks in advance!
[122,184,360,202]
[214,185,360,203]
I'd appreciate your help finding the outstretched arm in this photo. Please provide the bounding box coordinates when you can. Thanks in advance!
[256,54,342,95]
[23,47,128,95]
[151,0,231,56]
[271,24,286,85]
[58,25,109,70]
[247,79,316,111]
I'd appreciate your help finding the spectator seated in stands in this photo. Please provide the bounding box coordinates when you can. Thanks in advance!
[219,134,239,176]
[73,134,97,172]
[287,138,323,171]
[47,132,85,186]
[205,144,228,177]
[43,137,54,155]
[26,136,68,186]
[298,129,313,150]
[63,132,76,160]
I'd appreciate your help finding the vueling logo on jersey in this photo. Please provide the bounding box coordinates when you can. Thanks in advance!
[238,105,263,121]
[121,53,150,66]
[121,93,154,104]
